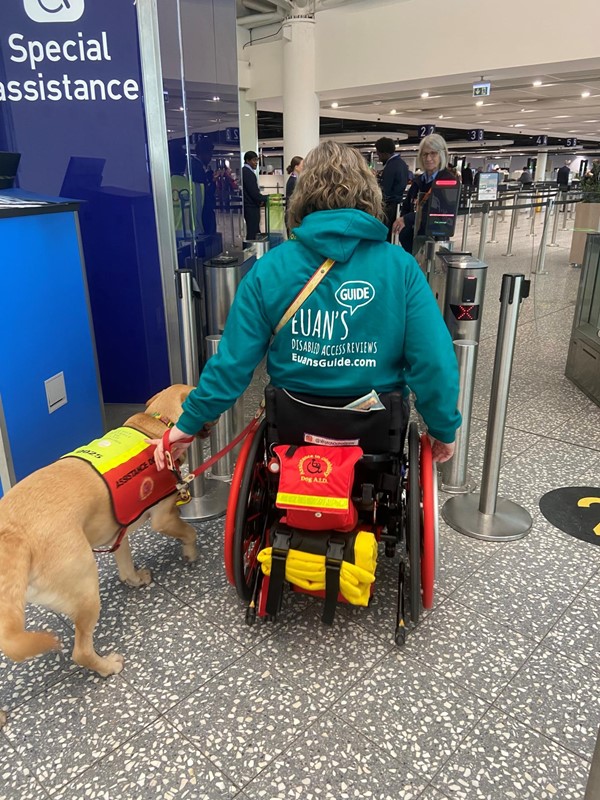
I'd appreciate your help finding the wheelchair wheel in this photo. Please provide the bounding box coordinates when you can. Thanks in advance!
[420,433,435,610]
[407,422,421,624]
[224,418,268,601]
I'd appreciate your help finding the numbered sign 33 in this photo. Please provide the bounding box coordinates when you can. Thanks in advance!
[468,129,484,142]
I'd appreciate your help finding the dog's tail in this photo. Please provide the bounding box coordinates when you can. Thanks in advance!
[0,529,61,661]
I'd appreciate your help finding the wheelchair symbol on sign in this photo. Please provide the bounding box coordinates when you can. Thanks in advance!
[577,497,600,536]
[306,459,323,475]
[24,0,84,21]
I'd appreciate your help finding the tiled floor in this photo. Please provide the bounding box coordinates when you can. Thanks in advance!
[1,211,599,799]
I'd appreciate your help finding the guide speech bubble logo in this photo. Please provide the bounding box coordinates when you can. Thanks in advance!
[24,0,85,23]
[334,281,375,316]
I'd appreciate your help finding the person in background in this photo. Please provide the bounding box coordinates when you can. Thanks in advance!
[285,156,304,236]
[150,140,460,470]
[191,138,216,235]
[519,166,533,186]
[461,162,473,187]
[392,133,457,254]
[557,160,571,190]
[375,137,409,242]
[242,150,268,240]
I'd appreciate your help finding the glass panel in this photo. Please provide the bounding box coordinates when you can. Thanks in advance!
[581,235,600,329]
[158,0,243,270]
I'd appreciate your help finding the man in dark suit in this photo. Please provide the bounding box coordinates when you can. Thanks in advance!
[242,151,267,240]
[557,161,571,190]
[375,137,409,241]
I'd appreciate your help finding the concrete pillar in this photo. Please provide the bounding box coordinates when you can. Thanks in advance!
[239,90,258,160]
[282,13,320,169]
[535,151,548,182]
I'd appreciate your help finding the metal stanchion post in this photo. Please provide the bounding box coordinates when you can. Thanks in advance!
[461,197,471,251]
[442,274,532,541]
[206,335,244,479]
[562,191,569,230]
[441,340,477,494]
[478,203,489,261]
[585,727,600,800]
[503,201,518,256]
[529,193,538,236]
[488,203,499,243]
[548,193,561,247]
[176,270,230,521]
[533,199,553,275]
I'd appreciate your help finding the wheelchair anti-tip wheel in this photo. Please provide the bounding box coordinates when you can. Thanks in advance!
[224,418,268,602]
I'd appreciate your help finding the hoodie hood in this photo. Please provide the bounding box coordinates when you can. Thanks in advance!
[292,209,388,263]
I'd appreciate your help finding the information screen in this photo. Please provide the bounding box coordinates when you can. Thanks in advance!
[425,178,461,239]
[477,172,499,202]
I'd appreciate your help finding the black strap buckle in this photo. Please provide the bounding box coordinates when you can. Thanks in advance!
[266,530,292,618]
[325,538,345,566]
[272,530,292,557]
[323,537,346,626]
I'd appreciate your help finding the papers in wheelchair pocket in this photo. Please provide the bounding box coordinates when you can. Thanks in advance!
[343,389,385,412]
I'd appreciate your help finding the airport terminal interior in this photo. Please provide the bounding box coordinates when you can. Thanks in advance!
[1,0,600,798]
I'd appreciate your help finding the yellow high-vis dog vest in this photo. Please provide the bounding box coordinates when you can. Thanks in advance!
[62,427,179,526]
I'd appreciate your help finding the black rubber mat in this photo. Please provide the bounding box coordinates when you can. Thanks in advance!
[539,486,600,546]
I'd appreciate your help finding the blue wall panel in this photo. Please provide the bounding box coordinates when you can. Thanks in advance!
[0,209,104,488]
[0,0,171,402]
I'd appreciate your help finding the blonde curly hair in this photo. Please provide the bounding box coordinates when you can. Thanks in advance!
[287,141,384,230]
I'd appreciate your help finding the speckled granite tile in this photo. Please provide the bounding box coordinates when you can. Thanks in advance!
[2,672,160,793]
[450,526,598,639]
[433,520,498,597]
[496,645,600,760]
[0,605,78,714]
[0,737,49,800]
[248,604,391,703]
[543,572,600,677]
[419,789,451,800]
[432,707,589,799]
[403,599,536,703]
[166,653,324,786]
[117,604,244,711]
[335,650,489,780]
[548,414,600,452]
[243,714,427,799]
[189,580,313,649]
[499,439,599,492]
[52,718,239,800]
[93,580,186,652]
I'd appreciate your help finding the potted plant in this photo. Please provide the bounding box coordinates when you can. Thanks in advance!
[570,159,600,265]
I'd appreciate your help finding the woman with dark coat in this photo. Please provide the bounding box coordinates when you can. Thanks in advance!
[285,156,303,235]
[393,134,459,254]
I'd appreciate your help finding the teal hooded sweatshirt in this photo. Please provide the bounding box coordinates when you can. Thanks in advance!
[178,209,461,443]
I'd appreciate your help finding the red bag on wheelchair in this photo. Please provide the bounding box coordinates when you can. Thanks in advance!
[273,444,363,532]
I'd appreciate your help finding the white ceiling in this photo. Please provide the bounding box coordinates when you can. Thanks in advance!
[320,70,600,142]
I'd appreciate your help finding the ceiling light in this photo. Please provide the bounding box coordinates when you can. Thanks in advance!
[372,101,382,106]
[521,109,535,113]
[390,109,397,115]
[438,114,443,119]
[583,119,599,123]
[244,113,250,117]
[212,95,220,101]
[331,102,338,108]
[554,115,571,119]
[421,92,429,99]
[475,100,484,106]
[581,91,591,98]
[514,123,526,127]
[533,80,543,87]
[568,130,580,133]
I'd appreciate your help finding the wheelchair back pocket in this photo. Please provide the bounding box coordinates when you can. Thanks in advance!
[273,444,362,532]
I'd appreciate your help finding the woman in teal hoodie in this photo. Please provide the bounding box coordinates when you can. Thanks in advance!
[153,141,461,467]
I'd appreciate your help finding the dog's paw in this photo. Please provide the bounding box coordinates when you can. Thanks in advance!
[97,652,125,677]
[183,542,198,563]
[123,568,152,588]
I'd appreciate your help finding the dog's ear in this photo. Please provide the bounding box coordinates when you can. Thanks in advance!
[145,390,163,408]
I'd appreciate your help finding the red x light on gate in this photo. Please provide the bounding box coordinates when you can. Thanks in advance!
[449,304,480,321]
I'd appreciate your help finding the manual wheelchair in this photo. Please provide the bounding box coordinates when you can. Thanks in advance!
[224,386,438,644]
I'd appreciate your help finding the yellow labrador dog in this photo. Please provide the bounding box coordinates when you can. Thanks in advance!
[0,385,197,680]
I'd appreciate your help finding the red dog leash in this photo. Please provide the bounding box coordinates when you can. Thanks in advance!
[163,406,265,498]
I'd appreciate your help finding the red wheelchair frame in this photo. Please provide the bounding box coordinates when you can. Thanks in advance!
[224,408,438,644]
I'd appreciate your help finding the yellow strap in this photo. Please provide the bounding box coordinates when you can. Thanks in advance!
[274,258,335,335]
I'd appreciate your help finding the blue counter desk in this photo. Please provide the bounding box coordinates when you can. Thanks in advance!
[0,191,104,497]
